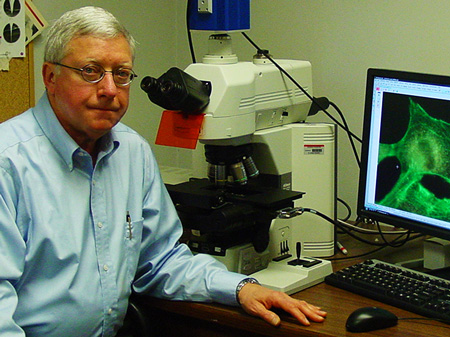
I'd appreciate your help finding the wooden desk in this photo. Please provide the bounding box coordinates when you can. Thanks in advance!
[134,235,450,336]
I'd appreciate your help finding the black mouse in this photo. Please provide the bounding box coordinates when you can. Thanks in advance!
[346,306,398,332]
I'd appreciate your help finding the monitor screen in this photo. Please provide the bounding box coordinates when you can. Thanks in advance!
[358,68,450,241]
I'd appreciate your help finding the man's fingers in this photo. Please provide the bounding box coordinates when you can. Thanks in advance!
[238,283,326,326]
[262,310,282,326]
[241,296,282,326]
[286,301,326,325]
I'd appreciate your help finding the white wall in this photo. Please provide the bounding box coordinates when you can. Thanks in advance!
[33,0,450,220]
[243,0,450,219]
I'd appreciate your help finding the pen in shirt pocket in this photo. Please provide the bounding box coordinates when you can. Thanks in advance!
[126,211,133,240]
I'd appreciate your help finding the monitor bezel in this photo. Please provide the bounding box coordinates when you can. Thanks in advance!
[357,68,450,241]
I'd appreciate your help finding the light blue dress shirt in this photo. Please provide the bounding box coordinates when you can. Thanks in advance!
[0,94,246,337]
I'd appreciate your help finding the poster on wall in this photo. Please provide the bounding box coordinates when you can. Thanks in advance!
[0,0,26,58]
[25,0,47,45]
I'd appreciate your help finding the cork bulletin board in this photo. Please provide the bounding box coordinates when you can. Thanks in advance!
[0,43,34,123]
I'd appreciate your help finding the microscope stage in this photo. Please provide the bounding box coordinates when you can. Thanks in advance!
[167,178,304,210]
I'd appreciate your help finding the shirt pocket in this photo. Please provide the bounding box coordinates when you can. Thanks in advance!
[124,217,144,283]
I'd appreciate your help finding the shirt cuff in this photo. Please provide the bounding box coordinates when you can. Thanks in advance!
[209,270,248,306]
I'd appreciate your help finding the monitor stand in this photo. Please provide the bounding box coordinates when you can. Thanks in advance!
[426,267,450,281]
[396,237,450,281]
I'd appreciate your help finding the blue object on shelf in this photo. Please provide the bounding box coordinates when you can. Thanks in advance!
[189,0,250,32]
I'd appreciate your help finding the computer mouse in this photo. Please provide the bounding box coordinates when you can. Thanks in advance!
[346,306,398,332]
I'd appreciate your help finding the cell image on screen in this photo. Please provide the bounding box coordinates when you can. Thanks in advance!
[374,92,450,222]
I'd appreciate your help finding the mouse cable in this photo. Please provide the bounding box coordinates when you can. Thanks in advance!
[241,32,362,144]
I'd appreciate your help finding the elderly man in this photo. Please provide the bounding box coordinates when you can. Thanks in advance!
[0,6,326,336]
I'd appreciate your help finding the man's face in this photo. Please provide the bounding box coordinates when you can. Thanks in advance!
[43,35,133,146]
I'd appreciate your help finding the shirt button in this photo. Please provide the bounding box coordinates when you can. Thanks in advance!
[103,264,109,271]
[97,222,103,228]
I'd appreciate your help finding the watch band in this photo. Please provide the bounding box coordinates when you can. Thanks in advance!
[235,277,260,305]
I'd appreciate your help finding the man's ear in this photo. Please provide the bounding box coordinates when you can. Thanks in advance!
[42,62,57,94]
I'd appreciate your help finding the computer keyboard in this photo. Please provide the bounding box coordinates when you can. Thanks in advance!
[325,259,450,322]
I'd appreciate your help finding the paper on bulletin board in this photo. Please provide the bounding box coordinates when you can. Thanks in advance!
[0,0,26,58]
[25,0,47,45]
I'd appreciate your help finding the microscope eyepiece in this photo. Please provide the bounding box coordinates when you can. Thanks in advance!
[160,79,183,96]
[140,67,211,113]
[140,76,159,93]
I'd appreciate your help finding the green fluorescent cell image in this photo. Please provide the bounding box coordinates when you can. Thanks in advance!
[375,93,450,222]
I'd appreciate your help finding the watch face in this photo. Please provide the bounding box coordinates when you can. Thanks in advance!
[236,278,260,304]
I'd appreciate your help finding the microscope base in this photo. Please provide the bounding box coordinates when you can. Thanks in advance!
[250,257,333,295]
[211,243,271,275]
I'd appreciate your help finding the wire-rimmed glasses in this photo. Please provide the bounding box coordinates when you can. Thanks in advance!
[54,63,137,86]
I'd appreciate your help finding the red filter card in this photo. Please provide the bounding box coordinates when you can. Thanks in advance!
[155,110,204,149]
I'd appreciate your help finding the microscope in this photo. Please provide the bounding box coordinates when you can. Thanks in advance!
[141,0,333,294]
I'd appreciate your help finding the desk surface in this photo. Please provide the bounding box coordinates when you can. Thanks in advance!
[136,234,450,336]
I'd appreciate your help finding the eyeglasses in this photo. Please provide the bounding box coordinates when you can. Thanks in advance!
[54,62,137,86]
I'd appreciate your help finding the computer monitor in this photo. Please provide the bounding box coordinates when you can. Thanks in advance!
[358,68,450,242]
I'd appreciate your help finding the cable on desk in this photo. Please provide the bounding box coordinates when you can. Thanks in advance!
[375,220,412,247]
[327,245,386,261]
[302,207,413,247]
[337,217,418,248]
[337,219,409,235]
[326,235,424,261]
[295,207,424,262]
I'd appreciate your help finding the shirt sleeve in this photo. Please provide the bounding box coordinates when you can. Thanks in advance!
[0,166,27,336]
[131,152,246,306]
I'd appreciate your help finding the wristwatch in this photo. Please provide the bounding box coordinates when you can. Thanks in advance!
[235,277,260,305]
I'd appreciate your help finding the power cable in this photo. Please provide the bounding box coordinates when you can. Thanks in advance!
[241,32,362,143]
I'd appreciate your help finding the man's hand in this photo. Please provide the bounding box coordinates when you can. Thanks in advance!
[237,283,327,326]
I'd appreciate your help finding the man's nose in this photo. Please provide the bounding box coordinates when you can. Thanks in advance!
[98,72,119,95]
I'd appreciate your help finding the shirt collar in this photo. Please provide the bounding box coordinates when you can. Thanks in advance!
[33,93,120,170]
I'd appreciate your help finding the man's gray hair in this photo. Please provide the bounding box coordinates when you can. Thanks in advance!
[44,6,136,63]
